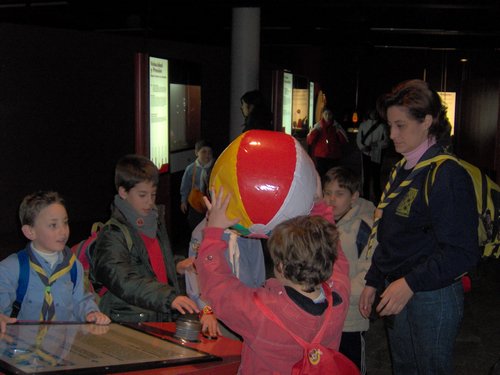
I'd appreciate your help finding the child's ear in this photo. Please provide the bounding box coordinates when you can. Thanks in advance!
[275,262,284,275]
[22,225,36,241]
[118,186,128,200]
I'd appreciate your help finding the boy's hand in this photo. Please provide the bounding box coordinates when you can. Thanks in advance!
[83,324,111,335]
[86,311,111,325]
[0,314,16,334]
[204,187,239,229]
[359,286,376,319]
[176,257,195,274]
[171,296,200,315]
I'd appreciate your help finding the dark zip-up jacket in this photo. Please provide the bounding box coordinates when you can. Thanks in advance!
[91,205,182,322]
[365,144,479,292]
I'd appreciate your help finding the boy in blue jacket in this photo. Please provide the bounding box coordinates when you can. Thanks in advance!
[0,191,110,333]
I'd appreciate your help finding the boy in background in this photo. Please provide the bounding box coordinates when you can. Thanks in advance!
[180,140,214,231]
[195,188,352,374]
[323,166,375,374]
[91,154,198,322]
[0,191,110,333]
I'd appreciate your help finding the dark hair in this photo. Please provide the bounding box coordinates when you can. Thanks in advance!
[322,106,333,115]
[376,79,451,142]
[115,154,159,192]
[367,109,378,121]
[323,166,360,195]
[240,90,265,107]
[19,191,65,226]
[241,90,274,132]
[268,215,338,293]
[195,140,212,152]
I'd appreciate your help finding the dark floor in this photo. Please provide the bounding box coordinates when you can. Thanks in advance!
[365,258,500,375]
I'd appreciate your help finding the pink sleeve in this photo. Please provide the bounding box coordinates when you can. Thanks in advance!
[309,201,334,223]
[195,227,261,339]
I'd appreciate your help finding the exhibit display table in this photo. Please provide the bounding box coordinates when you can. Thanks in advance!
[120,322,242,375]
[0,322,242,375]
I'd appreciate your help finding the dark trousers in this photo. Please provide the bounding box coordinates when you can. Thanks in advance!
[361,153,382,204]
[339,331,365,374]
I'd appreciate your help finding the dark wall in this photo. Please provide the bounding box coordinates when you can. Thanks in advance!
[2,22,498,255]
[0,24,229,254]
[458,80,500,181]
[263,45,500,121]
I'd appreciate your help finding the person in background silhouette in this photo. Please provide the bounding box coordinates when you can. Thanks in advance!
[240,90,274,132]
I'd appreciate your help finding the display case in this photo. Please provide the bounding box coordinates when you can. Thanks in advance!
[272,70,319,149]
[135,53,202,173]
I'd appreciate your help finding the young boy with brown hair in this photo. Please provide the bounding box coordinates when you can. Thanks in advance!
[195,188,353,374]
[0,191,110,333]
[322,166,376,373]
[91,154,198,322]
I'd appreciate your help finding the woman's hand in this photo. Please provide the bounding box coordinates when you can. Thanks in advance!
[376,278,414,316]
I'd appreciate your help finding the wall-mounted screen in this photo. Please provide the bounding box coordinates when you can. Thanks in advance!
[149,56,169,169]
[282,71,293,134]
[291,75,309,138]
[309,82,315,129]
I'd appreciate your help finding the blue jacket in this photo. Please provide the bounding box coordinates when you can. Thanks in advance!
[365,145,480,292]
[186,219,266,309]
[0,244,99,321]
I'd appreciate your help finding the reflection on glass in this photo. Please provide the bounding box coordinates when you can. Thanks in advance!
[170,84,201,152]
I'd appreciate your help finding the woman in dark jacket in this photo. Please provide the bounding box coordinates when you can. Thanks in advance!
[359,79,479,375]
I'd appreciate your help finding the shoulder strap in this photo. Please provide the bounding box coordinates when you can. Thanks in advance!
[12,249,30,318]
[424,154,459,206]
[12,249,77,317]
[104,218,133,251]
[70,261,77,290]
[253,283,333,347]
[361,121,381,145]
[75,221,104,261]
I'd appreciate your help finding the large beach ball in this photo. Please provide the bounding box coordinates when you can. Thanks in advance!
[209,130,318,237]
